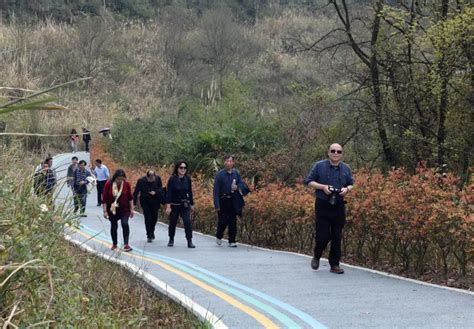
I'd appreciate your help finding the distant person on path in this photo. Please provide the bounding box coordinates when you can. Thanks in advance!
[73,160,91,217]
[67,156,79,191]
[165,160,195,248]
[213,155,249,247]
[93,159,109,206]
[304,143,354,274]
[34,161,57,203]
[45,156,58,186]
[82,127,91,152]
[102,169,134,252]
[70,129,79,153]
[133,170,165,243]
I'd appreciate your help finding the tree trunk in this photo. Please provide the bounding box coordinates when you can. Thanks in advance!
[436,0,450,168]
[370,0,396,166]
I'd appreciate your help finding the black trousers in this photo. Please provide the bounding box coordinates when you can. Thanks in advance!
[96,180,106,205]
[109,213,130,245]
[74,191,87,214]
[314,200,346,266]
[216,198,237,243]
[168,204,193,240]
[141,198,160,239]
[84,140,90,152]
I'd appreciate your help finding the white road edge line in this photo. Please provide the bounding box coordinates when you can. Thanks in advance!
[64,234,228,329]
[158,222,474,296]
[54,148,470,298]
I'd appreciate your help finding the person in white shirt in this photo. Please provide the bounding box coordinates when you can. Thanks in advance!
[93,159,110,206]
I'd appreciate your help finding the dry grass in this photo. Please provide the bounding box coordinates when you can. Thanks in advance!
[0,143,204,328]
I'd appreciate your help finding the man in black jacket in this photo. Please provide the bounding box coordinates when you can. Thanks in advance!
[34,161,57,202]
[133,170,165,242]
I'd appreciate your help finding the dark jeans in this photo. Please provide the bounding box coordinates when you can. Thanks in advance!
[141,198,160,239]
[96,180,106,205]
[314,200,346,266]
[74,191,87,214]
[216,198,237,243]
[168,204,193,240]
[109,213,130,245]
[84,140,90,152]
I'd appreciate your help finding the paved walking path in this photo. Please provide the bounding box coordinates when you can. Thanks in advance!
[53,152,473,329]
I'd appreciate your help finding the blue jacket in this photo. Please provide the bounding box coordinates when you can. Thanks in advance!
[304,159,354,202]
[213,169,249,216]
[73,168,91,194]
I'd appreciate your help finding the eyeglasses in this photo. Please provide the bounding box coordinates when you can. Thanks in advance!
[330,149,343,154]
[179,166,187,169]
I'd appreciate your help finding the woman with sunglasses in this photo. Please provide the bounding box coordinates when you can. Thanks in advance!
[102,169,134,252]
[165,160,195,248]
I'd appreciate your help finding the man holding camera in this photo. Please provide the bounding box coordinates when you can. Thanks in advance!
[304,143,354,274]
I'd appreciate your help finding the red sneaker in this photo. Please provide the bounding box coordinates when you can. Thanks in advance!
[111,244,118,251]
[123,245,133,252]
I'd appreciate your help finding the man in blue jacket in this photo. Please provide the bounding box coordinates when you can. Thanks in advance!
[213,155,249,248]
[73,160,91,217]
[304,143,354,274]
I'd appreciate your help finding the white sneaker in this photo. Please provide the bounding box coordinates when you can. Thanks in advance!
[228,243,237,248]
[216,238,223,246]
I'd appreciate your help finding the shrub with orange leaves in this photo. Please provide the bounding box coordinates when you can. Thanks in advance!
[93,142,473,287]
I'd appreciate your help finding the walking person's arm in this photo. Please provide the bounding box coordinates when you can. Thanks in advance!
[126,182,134,218]
[188,177,194,214]
[104,165,110,180]
[133,178,141,206]
[304,162,331,195]
[339,165,354,197]
[157,176,166,204]
[165,178,172,216]
[102,184,109,219]
[213,173,220,212]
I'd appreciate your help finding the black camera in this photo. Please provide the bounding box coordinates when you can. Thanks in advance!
[328,186,341,206]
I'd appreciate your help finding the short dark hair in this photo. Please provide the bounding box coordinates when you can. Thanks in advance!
[72,156,78,161]
[95,159,102,164]
[224,154,235,161]
[173,160,188,176]
[43,160,49,165]
[45,157,53,162]
[79,160,87,166]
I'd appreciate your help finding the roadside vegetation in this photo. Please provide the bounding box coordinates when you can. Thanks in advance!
[0,3,472,322]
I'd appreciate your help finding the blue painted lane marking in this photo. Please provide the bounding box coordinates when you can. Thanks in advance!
[79,225,311,328]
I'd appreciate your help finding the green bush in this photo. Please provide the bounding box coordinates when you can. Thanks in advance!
[111,79,283,175]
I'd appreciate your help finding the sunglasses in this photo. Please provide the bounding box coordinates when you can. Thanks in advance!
[179,166,187,169]
[330,149,343,154]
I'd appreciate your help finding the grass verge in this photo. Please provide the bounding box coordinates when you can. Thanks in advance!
[0,162,205,328]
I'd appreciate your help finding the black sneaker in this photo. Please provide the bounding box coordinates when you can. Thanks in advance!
[187,240,196,248]
[167,238,174,247]
[147,238,153,243]
[311,257,320,270]
[330,266,344,274]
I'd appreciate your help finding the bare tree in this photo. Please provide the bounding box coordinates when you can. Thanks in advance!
[193,5,257,96]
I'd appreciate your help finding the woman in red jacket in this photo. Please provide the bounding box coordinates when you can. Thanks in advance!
[102,169,134,251]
